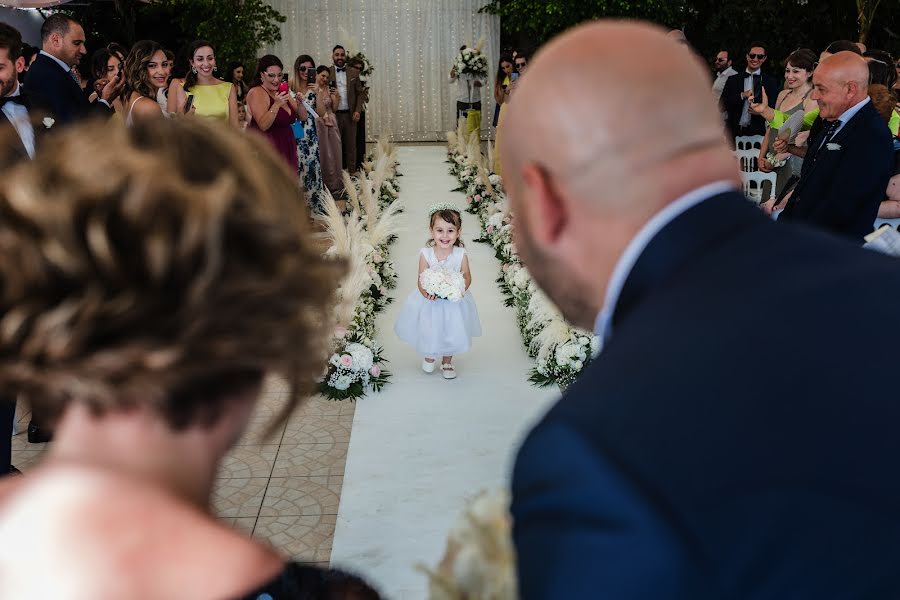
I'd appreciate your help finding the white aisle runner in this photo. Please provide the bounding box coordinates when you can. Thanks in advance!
[331,145,558,599]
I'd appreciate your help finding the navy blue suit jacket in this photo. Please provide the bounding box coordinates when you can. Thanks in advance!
[780,101,894,241]
[24,53,112,125]
[512,192,900,599]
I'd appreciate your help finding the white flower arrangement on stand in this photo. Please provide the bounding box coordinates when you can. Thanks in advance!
[317,137,403,401]
[446,130,599,390]
[453,38,488,78]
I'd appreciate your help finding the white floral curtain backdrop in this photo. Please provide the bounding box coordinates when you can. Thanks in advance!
[263,0,500,142]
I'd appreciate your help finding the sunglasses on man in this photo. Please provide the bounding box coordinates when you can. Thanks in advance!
[747,53,766,60]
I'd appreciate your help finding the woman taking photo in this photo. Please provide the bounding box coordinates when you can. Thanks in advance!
[313,64,344,195]
[168,40,239,127]
[753,49,817,197]
[122,40,170,124]
[87,46,126,114]
[0,117,379,599]
[247,55,306,174]
[292,54,325,210]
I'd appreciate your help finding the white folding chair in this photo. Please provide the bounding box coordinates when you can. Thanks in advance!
[741,170,777,204]
[735,135,764,152]
[734,149,759,173]
[873,218,900,230]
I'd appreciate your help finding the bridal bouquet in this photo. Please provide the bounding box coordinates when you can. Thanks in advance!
[420,267,465,301]
[454,43,488,78]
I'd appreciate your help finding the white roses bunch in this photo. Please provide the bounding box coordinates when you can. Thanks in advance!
[454,46,488,78]
[328,342,376,391]
[420,267,465,301]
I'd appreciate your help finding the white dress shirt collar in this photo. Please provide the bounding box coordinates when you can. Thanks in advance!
[40,49,73,74]
[593,181,739,345]
[830,96,870,138]
[2,81,36,159]
[745,68,761,76]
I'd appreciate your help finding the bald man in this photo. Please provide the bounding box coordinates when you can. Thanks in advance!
[777,52,894,240]
[502,22,900,598]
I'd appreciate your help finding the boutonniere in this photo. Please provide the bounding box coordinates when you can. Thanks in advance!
[826,142,841,151]
[42,117,55,129]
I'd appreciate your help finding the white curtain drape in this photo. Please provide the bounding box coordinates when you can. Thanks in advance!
[263,0,500,141]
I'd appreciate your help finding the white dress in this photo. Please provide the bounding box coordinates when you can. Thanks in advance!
[394,246,481,357]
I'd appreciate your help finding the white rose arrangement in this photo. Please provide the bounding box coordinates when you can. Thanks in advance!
[420,267,466,302]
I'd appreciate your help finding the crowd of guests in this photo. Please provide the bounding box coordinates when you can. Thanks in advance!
[0,14,371,215]
[0,14,379,470]
[710,38,900,241]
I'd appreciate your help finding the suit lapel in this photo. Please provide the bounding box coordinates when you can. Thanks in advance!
[0,110,31,160]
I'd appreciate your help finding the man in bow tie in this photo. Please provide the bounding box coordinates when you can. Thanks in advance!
[328,44,366,173]
[721,41,777,140]
[0,22,54,475]
[774,52,894,240]
[23,14,120,126]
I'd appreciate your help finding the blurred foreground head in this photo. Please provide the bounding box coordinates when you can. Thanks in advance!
[0,118,342,433]
[499,21,737,329]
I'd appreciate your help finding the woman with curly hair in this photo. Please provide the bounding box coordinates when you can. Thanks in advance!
[0,118,379,599]
[122,40,169,124]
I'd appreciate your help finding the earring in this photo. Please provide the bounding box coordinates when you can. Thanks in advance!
[191,67,198,74]
[213,66,218,72]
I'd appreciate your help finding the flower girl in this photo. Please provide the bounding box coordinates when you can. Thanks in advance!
[394,204,481,379]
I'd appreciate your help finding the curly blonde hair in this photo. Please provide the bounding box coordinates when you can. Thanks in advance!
[0,117,344,431]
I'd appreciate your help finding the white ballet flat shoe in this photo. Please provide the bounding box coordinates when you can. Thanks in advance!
[441,364,457,379]
[422,359,436,374]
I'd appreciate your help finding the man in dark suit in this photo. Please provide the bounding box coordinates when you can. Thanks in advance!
[776,52,894,241]
[721,41,778,140]
[0,23,56,473]
[23,14,120,126]
[500,21,900,598]
[328,45,366,172]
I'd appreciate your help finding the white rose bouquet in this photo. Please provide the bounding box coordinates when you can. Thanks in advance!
[420,267,466,301]
[453,41,488,78]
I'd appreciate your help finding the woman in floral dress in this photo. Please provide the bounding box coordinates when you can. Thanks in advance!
[292,54,324,212]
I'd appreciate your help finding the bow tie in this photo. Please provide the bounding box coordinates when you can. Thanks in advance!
[335,67,345,73]
[0,95,25,107]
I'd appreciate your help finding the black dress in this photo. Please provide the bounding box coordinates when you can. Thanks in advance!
[238,563,380,600]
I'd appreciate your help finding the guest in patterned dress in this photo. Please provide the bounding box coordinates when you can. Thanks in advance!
[292,54,324,211]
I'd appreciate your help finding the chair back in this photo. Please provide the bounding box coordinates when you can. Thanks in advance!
[740,170,777,204]
[734,149,759,173]
[735,135,764,152]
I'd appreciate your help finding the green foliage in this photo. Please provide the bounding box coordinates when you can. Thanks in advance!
[152,0,286,66]
[479,0,687,44]
[60,0,286,70]
[481,0,900,64]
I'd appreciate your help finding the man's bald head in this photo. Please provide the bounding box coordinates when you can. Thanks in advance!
[498,21,739,329]
[811,51,870,120]
[501,21,734,217]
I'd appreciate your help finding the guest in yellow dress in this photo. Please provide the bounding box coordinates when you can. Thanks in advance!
[167,40,238,127]
[493,56,514,175]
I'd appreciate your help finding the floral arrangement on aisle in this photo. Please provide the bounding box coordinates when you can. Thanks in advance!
[418,489,517,600]
[453,39,489,78]
[317,139,403,400]
[447,119,599,389]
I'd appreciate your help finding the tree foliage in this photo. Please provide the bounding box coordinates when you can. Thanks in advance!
[482,0,900,65]
[59,0,286,71]
[153,0,286,67]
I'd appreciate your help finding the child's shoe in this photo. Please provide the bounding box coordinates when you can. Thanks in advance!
[441,364,457,379]
[422,359,436,374]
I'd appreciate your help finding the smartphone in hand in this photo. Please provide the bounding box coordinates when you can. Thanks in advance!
[307,70,316,85]
[751,74,763,105]
[278,75,290,95]
[184,94,194,114]
[510,72,519,83]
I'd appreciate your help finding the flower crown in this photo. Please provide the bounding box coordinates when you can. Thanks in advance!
[428,202,461,217]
